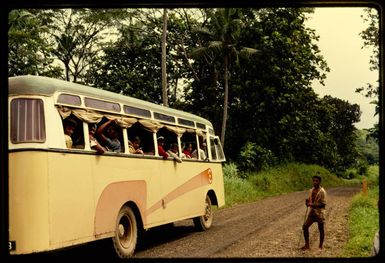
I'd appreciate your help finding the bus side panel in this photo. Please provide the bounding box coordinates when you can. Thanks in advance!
[211,164,225,208]
[160,162,225,222]
[161,162,209,221]
[9,151,50,255]
[47,152,95,246]
[92,157,164,230]
[94,180,147,236]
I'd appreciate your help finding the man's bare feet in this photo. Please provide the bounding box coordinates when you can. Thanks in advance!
[300,245,310,250]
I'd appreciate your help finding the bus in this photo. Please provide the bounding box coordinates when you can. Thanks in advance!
[8,75,226,258]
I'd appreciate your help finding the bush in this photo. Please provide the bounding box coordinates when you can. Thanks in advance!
[238,142,277,173]
[357,161,369,175]
[223,162,239,179]
[342,168,359,179]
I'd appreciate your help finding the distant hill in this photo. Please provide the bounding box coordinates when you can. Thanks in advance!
[355,129,379,164]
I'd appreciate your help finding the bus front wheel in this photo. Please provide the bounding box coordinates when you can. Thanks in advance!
[112,206,138,258]
[193,195,213,231]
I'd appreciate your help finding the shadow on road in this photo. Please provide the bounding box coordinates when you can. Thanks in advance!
[7,223,197,261]
[136,223,196,253]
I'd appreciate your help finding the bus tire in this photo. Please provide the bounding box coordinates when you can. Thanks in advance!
[112,205,137,258]
[193,195,213,231]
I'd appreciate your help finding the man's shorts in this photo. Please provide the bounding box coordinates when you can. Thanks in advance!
[307,209,325,224]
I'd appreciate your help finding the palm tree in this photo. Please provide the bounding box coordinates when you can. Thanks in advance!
[191,8,257,146]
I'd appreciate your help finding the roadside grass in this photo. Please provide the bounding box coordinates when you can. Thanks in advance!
[223,162,351,207]
[366,165,380,186]
[342,169,379,257]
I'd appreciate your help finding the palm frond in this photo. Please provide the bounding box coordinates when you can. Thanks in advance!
[239,47,259,59]
[193,27,214,38]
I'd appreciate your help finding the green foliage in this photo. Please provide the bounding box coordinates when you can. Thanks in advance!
[366,165,379,186]
[342,168,360,180]
[355,129,379,164]
[49,9,131,83]
[238,142,277,173]
[222,162,239,179]
[223,175,260,207]
[90,22,164,103]
[317,96,361,171]
[357,162,369,175]
[343,188,379,257]
[190,8,258,145]
[356,8,379,141]
[8,10,62,77]
[223,162,348,207]
[249,163,345,193]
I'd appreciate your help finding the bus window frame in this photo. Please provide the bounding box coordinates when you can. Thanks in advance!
[10,97,46,144]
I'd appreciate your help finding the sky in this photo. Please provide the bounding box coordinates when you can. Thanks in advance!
[304,7,379,129]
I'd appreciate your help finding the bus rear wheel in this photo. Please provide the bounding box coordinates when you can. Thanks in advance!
[112,206,137,258]
[193,195,213,231]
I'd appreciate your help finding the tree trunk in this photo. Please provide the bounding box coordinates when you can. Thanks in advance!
[221,55,229,146]
[161,8,168,107]
[65,63,70,81]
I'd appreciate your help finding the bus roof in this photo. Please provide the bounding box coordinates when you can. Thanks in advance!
[9,75,213,128]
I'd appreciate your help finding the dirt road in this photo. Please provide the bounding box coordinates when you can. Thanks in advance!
[133,185,360,258]
[10,185,360,260]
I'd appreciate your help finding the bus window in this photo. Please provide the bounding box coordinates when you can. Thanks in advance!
[180,131,197,159]
[210,137,217,161]
[62,115,84,149]
[157,127,178,157]
[154,112,176,123]
[57,93,81,106]
[11,98,46,143]
[88,123,106,154]
[214,137,225,161]
[177,118,194,128]
[192,133,207,160]
[127,122,154,155]
[96,117,124,153]
[124,105,151,118]
[85,97,121,112]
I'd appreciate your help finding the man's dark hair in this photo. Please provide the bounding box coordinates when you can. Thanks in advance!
[312,175,322,182]
[64,118,77,128]
[132,136,141,143]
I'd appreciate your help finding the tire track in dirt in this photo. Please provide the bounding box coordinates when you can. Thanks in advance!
[134,185,360,258]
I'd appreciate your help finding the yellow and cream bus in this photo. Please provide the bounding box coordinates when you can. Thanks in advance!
[8,75,226,258]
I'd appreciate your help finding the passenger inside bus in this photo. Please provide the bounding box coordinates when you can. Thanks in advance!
[128,136,144,155]
[167,143,183,163]
[182,143,193,158]
[89,124,106,154]
[96,119,121,153]
[191,142,208,160]
[157,136,169,159]
[63,117,77,148]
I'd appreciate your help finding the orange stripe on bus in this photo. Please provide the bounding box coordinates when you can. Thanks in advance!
[146,168,212,216]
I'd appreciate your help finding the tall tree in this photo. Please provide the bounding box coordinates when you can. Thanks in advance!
[357,7,379,141]
[321,96,361,169]
[46,9,129,83]
[188,8,330,161]
[90,20,163,103]
[8,9,62,77]
[191,8,257,146]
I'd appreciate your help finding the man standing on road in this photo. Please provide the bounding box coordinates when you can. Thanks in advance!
[301,173,327,250]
